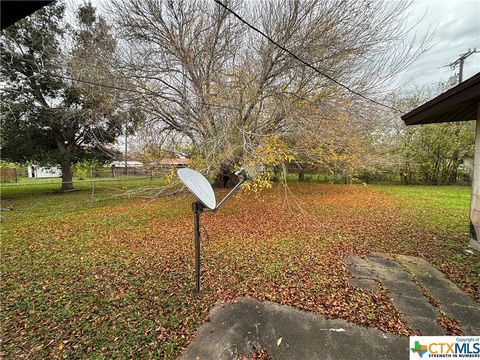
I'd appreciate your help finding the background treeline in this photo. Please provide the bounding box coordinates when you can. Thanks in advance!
[289,121,475,186]
[0,0,473,189]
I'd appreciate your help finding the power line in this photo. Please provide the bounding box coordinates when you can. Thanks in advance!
[444,48,479,84]
[51,74,240,110]
[2,59,241,111]
[213,0,404,114]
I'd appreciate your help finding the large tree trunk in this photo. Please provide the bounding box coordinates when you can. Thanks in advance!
[60,160,74,191]
[214,171,237,188]
[214,163,237,188]
[54,130,74,191]
[298,169,305,181]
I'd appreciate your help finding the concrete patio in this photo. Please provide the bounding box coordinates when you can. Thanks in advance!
[180,297,406,360]
[181,253,480,359]
[346,253,480,336]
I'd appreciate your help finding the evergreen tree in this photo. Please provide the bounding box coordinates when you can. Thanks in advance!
[1,2,124,190]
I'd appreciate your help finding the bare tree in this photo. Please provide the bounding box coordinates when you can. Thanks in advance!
[109,0,430,187]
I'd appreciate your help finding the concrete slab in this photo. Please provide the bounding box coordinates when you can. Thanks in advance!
[380,278,424,300]
[373,267,413,283]
[347,278,379,291]
[463,326,480,336]
[416,274,479,308]
[181,297,408,360]
[363,255,441,331]
[348,265,377,279]
[184,253,477,358]
[367,255,403,270]
[344,255,371,268]
[403,315,444,336]
[395,255,443,278]
[388,294,438,319]
[442,305,480,331]
[379,253,480,335]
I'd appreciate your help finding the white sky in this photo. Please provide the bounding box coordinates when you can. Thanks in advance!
[78,0,480,90]
[395,0,480,89]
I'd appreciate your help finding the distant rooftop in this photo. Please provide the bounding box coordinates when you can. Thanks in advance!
[158,158,190,166]
[110,161,144,168]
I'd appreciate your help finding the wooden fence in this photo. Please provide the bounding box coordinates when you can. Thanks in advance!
[0,168,17,183]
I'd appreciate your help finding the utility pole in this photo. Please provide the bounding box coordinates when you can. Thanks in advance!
[446,48,479,84]
[124,117,128,176]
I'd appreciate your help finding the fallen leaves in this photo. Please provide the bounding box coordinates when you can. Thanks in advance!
[437,314,463,336]
[1,183,478,359]
[237,347,272,360]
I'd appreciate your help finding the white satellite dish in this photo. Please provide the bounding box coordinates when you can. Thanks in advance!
[177,166,249,292]
[178,168,216,210]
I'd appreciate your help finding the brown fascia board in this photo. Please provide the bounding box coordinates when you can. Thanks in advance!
[401,72,480,126]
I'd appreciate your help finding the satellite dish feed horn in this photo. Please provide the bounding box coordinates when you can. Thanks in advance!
[177,167,248,291]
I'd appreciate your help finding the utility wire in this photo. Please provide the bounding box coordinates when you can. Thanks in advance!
[2,59,240,111]
[4,3,403,114]
[48,73,242,111]
[213,0,404,114]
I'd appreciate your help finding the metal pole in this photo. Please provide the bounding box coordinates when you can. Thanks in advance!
[447,48,478,84]
[192,202,203,292]
[459,57,464,83]
[124,117,128,176]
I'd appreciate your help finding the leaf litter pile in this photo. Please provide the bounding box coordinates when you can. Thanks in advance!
[1,183,479,358]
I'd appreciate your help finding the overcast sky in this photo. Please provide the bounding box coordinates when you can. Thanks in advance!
[395,0,480,90]
[83,0,480,92]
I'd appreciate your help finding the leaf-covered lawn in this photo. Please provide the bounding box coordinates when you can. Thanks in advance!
[1,182,478,358]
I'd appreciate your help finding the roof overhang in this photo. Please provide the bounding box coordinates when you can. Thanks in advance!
[401,72,480,126]
[1,1,53,30]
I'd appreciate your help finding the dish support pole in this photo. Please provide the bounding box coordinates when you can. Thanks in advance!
[192,202,203,292]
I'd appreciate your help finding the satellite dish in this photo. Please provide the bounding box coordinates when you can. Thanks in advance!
[177,166,248,292]
[178,168,216,210]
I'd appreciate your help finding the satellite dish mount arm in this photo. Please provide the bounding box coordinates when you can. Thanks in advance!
[214,168,247,211]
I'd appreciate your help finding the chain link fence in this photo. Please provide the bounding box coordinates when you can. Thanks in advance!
[0,173,182,216]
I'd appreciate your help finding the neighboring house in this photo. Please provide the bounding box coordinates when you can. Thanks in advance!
[110,161,145,177]
[157,157,191,170]
[27,164,62,178]
[143,157,191,173]
[110,158,191,177]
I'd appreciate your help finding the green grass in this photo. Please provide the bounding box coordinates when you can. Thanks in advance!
[375,185,470,230]
[1,176,166,195]
[0,177,168,221]
[285,172,347,183]
[377,185,469,209]
[1,181,478,359]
